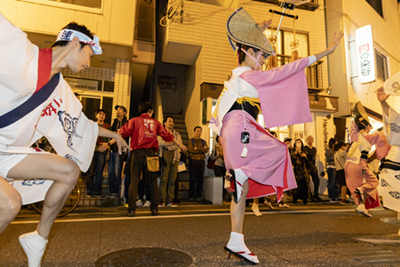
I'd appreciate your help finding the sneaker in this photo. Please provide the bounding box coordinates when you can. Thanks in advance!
[279,203,290,208]
[136,200,143,207]
[329,199,339,203]
[110,193,118,199]
[166,202,178,207]
[340,200,350,205]
[86,193,92,198]
[158,202,165,208]
[264,201,274,209]
[196,197,203,202]
[143,200,151,208]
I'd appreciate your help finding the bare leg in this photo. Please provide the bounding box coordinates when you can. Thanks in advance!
[230,180,249,233]
[0,178,22,234]
[341,185,347,201]
[226,181,259,264]
[8,154,80,239]
[251,197,262,216]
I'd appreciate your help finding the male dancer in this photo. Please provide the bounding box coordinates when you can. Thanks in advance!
[0,13,128,267]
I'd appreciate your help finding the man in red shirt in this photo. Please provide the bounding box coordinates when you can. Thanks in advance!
[119,102,187,216]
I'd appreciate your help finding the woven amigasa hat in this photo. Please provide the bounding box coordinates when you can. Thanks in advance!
[353,101,371,129]
[227,7,275,58]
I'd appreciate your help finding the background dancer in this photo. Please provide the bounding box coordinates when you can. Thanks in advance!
[209,8,342,265]
[345,102,389,217]
[0,13,128,267]
[377,87,400,217]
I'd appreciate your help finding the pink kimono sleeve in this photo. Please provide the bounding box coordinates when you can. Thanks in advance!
[365,131,390,159]
[239,57,312,128]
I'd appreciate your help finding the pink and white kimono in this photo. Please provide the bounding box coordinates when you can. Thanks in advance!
[345,122,389,209]
[209,56,315,201]
[0,13,98,204]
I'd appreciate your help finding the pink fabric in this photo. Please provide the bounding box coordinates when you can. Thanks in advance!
[349,122,360,142]
[220,110,297,201]
[345,130,388,209]
[364,131,390,159]
[239,57,312,128]
[344,160,380,209]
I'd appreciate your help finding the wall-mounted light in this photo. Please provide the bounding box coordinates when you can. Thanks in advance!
[326,86,332,95]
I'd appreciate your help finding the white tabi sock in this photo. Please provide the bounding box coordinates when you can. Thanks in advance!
[227,232,259,263]
[19,231,48,267]
[227,232,248,251]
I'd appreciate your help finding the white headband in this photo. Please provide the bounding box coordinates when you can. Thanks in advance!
[56,29,102,55]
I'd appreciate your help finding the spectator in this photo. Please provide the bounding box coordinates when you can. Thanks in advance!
[86,109,111,197]
[211,135,226,177]
[325,137,339,203]
[158,116,182,207]
[291,139,310,204]
[188,126,209,201]
[119,102,187,216]
[304,135,322,202]
[284,137,293,154]
[334,140,349,204]
[107,105,128,198]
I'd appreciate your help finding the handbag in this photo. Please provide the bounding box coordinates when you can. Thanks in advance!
[207,158,216,169]
[146,156,160,172]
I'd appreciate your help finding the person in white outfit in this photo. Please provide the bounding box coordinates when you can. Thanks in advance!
[0,13,128,267]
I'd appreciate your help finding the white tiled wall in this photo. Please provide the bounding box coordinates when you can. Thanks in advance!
[166,1,328,138]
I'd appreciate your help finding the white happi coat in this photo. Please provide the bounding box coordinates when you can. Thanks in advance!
[0,13,98,204]
[381,107,400,212]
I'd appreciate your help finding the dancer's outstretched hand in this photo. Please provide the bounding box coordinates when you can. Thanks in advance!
[326,31,344,54]
[114,133,129,155]
[377,86,390,102]
[258,19,272,31]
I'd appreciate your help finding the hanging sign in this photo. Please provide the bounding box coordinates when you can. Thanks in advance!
[355,25,375,84]
[65,77,99,91]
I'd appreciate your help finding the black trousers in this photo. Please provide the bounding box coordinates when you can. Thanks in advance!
[128,149,158,210]
[189,159,205,198]
[310,166,320,195]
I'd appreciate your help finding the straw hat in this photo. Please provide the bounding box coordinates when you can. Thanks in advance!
[353,101,371,129]
[227,7,274,57]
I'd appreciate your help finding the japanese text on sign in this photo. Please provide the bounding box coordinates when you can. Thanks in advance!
[355,25,375,83]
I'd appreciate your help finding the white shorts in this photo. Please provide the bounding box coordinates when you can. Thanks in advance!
[0,152,28,180]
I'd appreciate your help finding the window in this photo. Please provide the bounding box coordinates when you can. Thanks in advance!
[48,0,102,8]
[264,29,309,57]
[375,50,388,81]
[80,96,112,125]
[366,0,383,18]
[20,0,102,13]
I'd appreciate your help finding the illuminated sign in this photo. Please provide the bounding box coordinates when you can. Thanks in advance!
[355,25,375,84]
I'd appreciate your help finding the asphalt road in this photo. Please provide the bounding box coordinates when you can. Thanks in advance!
[2,201,400,266]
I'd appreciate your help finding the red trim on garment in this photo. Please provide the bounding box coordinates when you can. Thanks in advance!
[35,48,52,93]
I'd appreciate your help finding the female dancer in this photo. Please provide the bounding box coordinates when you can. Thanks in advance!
[209,8,343,264]
[345,102,389,217]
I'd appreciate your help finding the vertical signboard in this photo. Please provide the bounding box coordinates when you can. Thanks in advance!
[202,97,212,124]
[355,25,375,84]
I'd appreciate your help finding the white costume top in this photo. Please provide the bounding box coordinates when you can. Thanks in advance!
[0,12,98,174]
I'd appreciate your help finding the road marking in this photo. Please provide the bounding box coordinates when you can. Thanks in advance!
[357,238,400,244]
[11,208,362,225]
